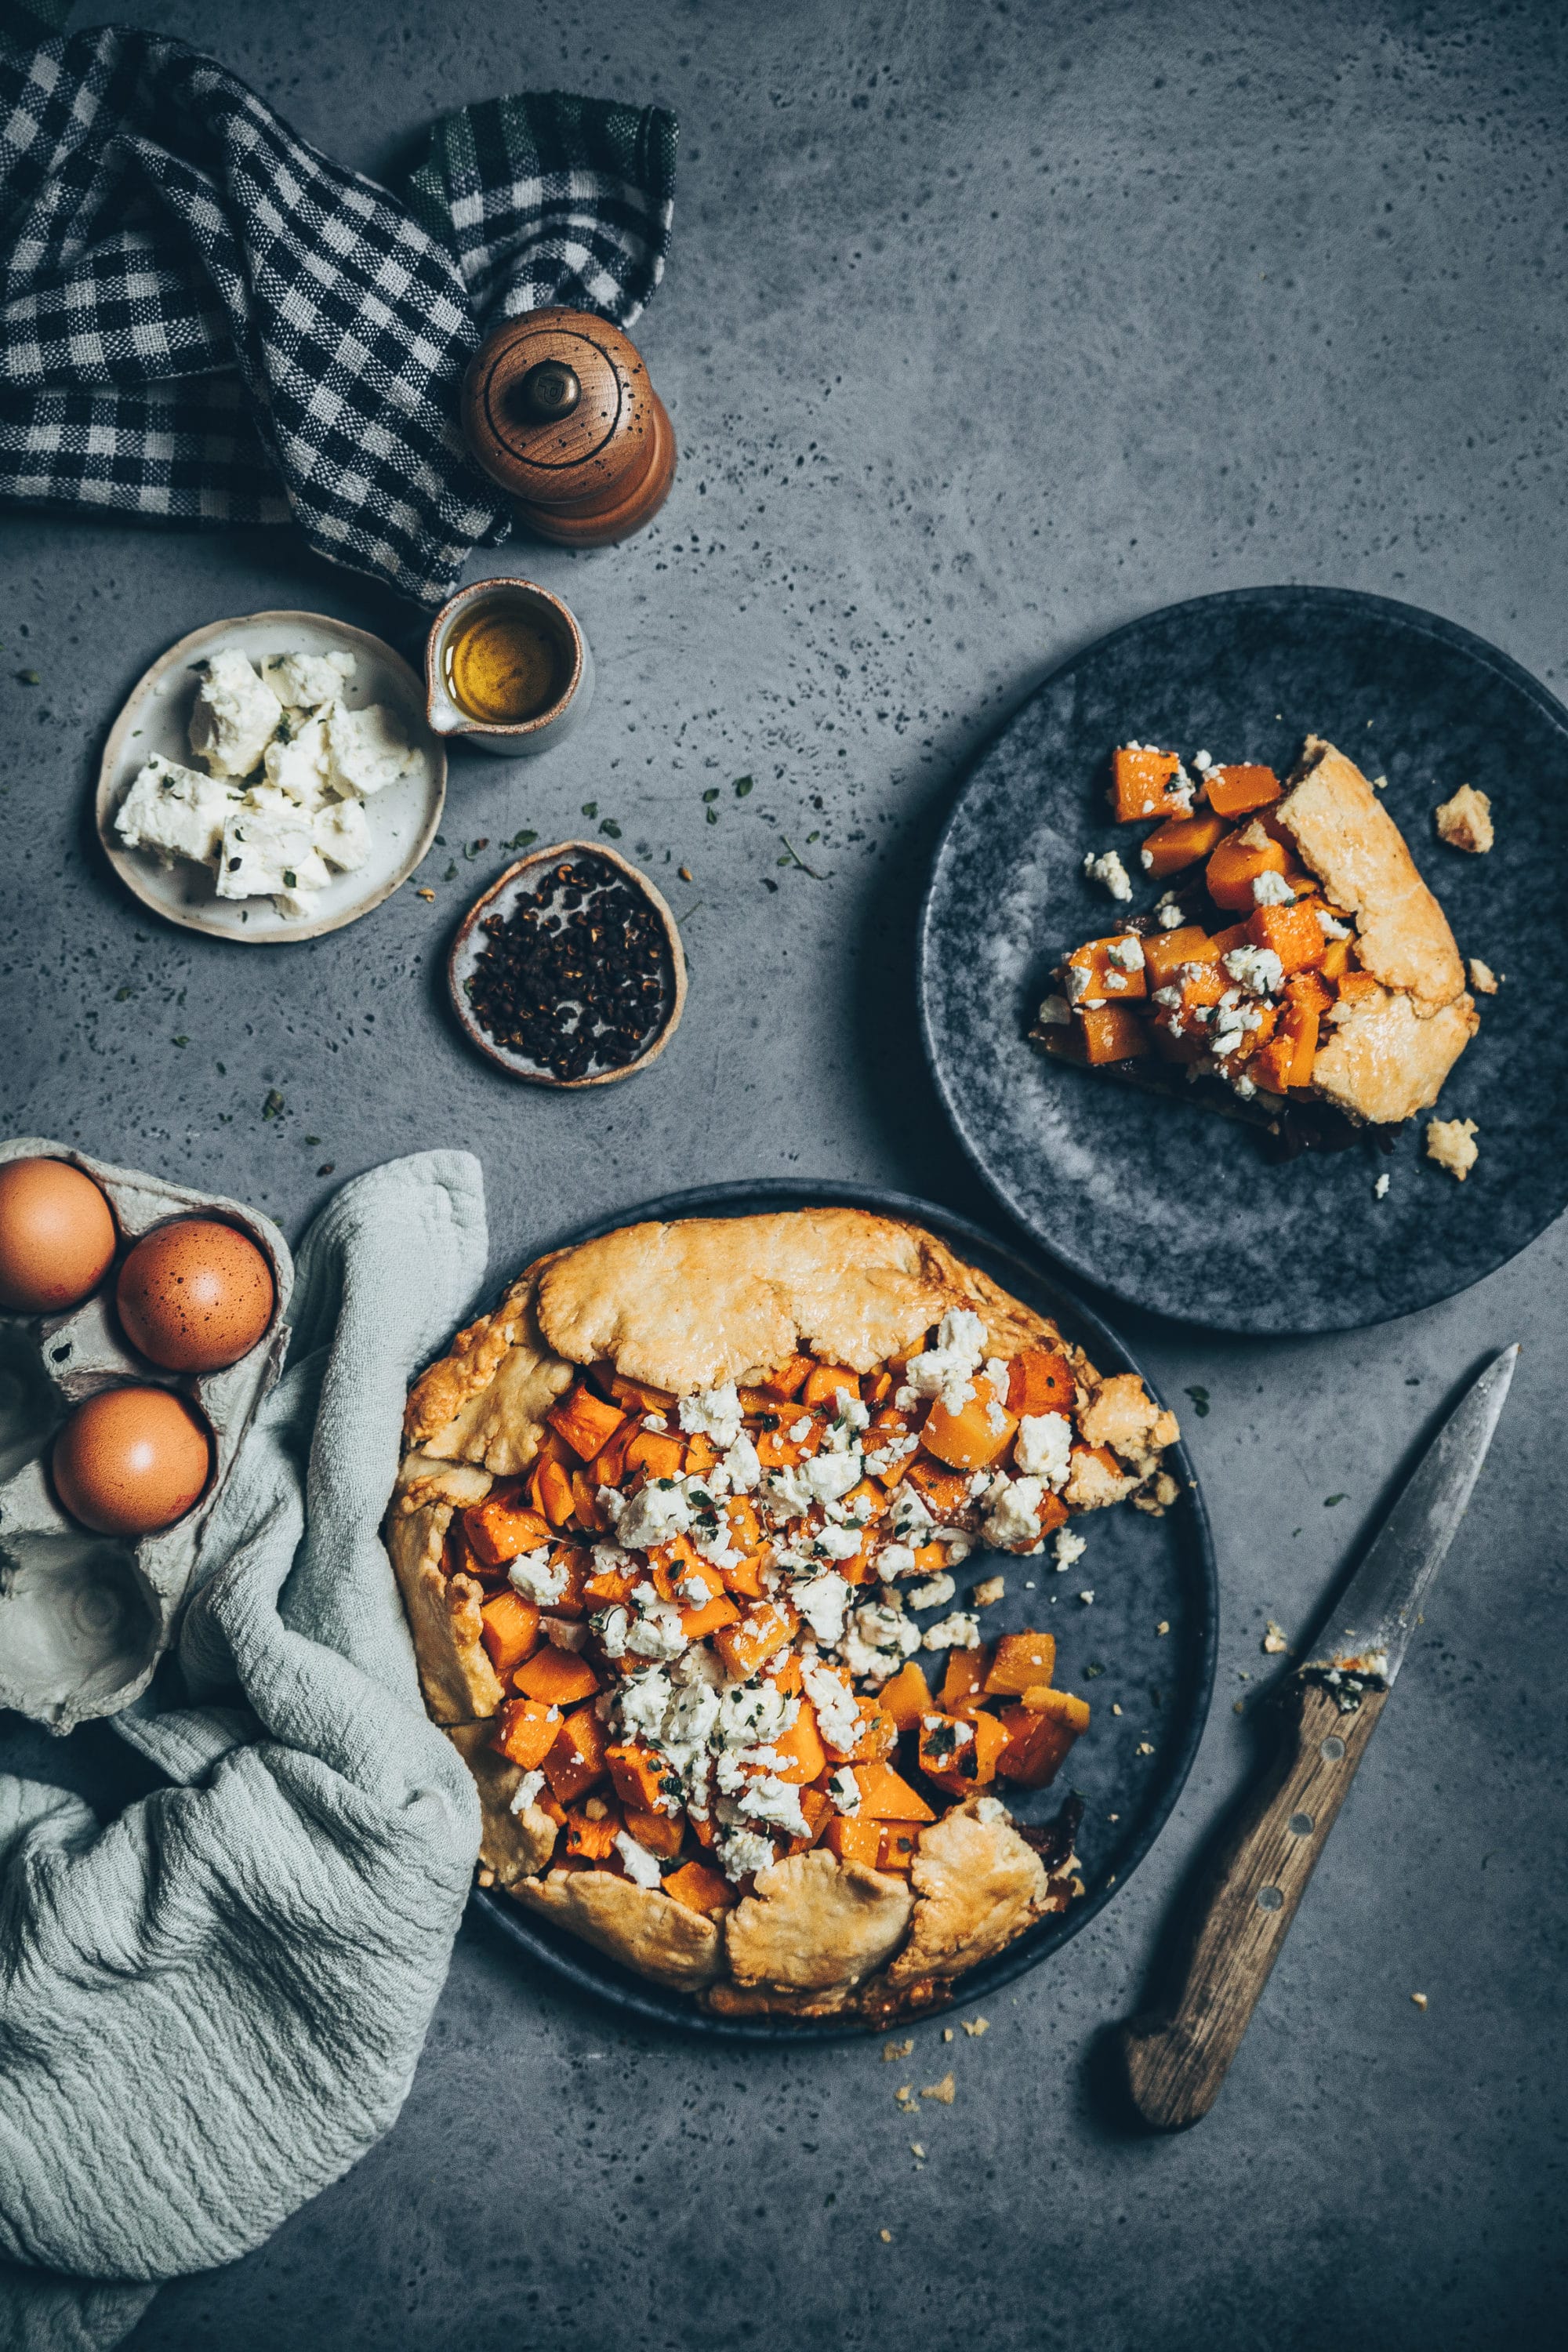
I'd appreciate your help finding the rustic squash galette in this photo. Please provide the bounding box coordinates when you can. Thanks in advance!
[387,1209,1180,2020]
[1034,736,1479,1147]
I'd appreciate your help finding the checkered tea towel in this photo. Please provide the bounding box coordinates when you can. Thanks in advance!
[0,17,676,605]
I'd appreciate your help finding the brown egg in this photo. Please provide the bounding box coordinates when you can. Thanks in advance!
[0,1157,118,1314]
[116,1218,275,1373]
[53,1385,212,1536]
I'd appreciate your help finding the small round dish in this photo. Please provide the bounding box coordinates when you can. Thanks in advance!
[467,1178,1217,2042]
[96,611,446,945]
[448,840,686,1087]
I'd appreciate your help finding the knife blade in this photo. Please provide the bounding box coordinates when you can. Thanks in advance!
[1298,1342,1519,1703]
[1121,1344,1519,2130]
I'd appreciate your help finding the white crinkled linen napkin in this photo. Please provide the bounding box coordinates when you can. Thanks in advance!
[0,1151,489,2352]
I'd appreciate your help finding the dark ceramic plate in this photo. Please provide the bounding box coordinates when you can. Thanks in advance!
[918,587,1566,1334]
[470,1180,1216,2041]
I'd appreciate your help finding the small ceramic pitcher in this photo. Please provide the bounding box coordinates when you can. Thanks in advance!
[424,577,593,757]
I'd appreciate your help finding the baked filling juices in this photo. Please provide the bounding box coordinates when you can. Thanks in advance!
[442,593,572,724]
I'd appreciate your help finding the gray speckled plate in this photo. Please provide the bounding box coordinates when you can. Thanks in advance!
[918,586,1566,1334]
[470,1181,1216,2041]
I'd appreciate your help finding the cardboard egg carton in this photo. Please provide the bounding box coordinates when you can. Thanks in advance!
[0,1137,293,1732]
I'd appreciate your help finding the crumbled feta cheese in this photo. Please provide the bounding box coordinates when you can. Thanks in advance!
[716,1682,795,1751]
[1083,848,1133,902]
[188,648,283,778]
[1036,993,1073,1026]
[260,648,357,711]
[793,1570,852,1644]
[836,1599,921,1681]
[1053,1525,1087,1573]
[1077,1589,1094,1605]
[717,1828,776,1882]
[1221,944,1285,996]
[1106,935,1145,972]
[906,1572,955,1610]
[982,1475,1045,1552]
[767,1446,865,1518]
[1316,906,1352,939]
[811,1524,866,1564]
[508,1766,548,1817]
[503,1547,567,1606]
[721,1432,762,1492]
[1155,894,1185,930]
[114,755,235,866]
[613,1831,664,1888]
[971,1574,1006,1609]
[800,1659,860,1753]
[261,712,333,809]
[625,1587,689,1661]
[826,1766,861,1816]
[678,1382,743,1450]
[905,1308,986,1415]
[614,1479,695,1549]
[594,1606,630,1659]
[1014,1411,1072,1487]
[1250,868,1295,906]
[974,1795,1007,1824]
[1373,1171,1391,1200]
[734,1773,811,1839]
[876,1542,920,1581]
[1064,963,1098,1006]
[1192,750,1212,771]
[922,1611,982,1652]
[324,700,419,798]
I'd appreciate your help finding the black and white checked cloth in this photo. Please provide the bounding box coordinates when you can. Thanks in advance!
[0,20,676,605]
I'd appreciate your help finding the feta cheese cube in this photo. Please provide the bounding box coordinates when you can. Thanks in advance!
[261,649,357,711]
[188,648,282,779]
[261,712,332,809]
[114,755,234,866]
[313,797,372,873]
[216,800,327,902]
[325,702,419,797]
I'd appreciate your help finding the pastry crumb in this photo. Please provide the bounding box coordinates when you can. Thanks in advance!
[1467,956,1500,993]
[1263,1621,1289,1655]
[962,2016,990,2038]
[476,1865,495,1888]
[1435,784,1494,854]
[879,2228,893,2243]
[942,2026,953,2042]
[1136,1740,1155,1755]
[1411,1992,1428,2011]
[882,2038,913,2062]
[921,2073,956,2105]
[1156,1620,1170,1635]
[1077,1589,1094,1605]
[1425,1116,1479,1181]
[909,2141,926,2158]
[971,1573,1006,1609]
[1112,1702,1122,1715]
[415,886,435,901]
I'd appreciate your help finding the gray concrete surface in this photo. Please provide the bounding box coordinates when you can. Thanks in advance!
[3,1,1566,2345]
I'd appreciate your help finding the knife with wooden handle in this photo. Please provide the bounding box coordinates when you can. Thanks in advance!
[1122,1345,1519,2132]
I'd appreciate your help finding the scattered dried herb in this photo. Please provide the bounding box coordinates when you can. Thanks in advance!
[465,852,673,1083]
[734,775,753,797]
[1184,1385,1210,1417]
[262,1089,285,1120]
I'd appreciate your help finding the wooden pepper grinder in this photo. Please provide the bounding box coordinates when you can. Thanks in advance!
[460,307,677,548]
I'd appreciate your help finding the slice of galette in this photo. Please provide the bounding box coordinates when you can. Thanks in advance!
[1033,736,1479,1138]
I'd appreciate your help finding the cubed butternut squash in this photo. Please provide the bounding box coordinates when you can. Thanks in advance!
[664,1860,737,1916]
[624,1427,685,1481]
[1245,899,1326,975]
[682,1431,719,1475]
[802,1363,860,1409]
[1203,763,1280,817]
[568,1468,611,1533]
[1318,931,1355,980]
[920,1709,1012,1795]
[825,1815,884,1869]
[939,1645,994,1715]
[608,1374,677,1414]
[679,1592,742,1641]
[514,1646,600,1706]
[1078,1004,1152,1065]
[547,1385,626,1464]
[714,1599,797,1681]
[877,1660,935,1732]
[1139,810,1228,878]
[906,1455,975,1518]
[583,1560,637,1607]
[876,1824,923,1874]
[590,1419,636,1490]
[564,1798,622,1861]
[995,1688,1088,1788]
[463,1486,553,1570]
[769,1701,828,1785]
[854,1759,936,1821]
[1141,925,1220,991]
[541,1704,608,1804]
[622,1805,685,1859]
[985,1629,1058,1697]
[607,1743,678,1814]
[919,1374,1018,1472]
[493,1696,563,1772]
[528,1454,575,1529]
[1205,828,1287,912]
[479,1589,542,1675]
[1110,745,1189,822]
[1065,935,1150,1004]
[1005,1348,1077,1417]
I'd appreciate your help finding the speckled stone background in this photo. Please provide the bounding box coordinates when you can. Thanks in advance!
[2,2,1566,2347]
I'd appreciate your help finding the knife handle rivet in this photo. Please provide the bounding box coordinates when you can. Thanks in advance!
[1320,1735,1346,1762]
[1257,1885,1284,1912]
[1288,1811,1315,1836]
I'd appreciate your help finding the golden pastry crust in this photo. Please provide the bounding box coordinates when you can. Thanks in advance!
[1312,984,1479,1127]
[385,1453,503,1723]
[534,1210,1061,1394]
[1279,739,1466,1015]
[514,1867,723,1990]
[884,1798,1051,1987]
[445,1723,560,1884]
[404,1261,574,1474]
[723,1850,914,1994]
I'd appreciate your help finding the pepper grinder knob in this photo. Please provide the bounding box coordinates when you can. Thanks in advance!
[460,307,676,549]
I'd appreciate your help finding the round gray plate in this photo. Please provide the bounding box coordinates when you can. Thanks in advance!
[470,1180,1216,2041]
[918,587,1567,1334]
